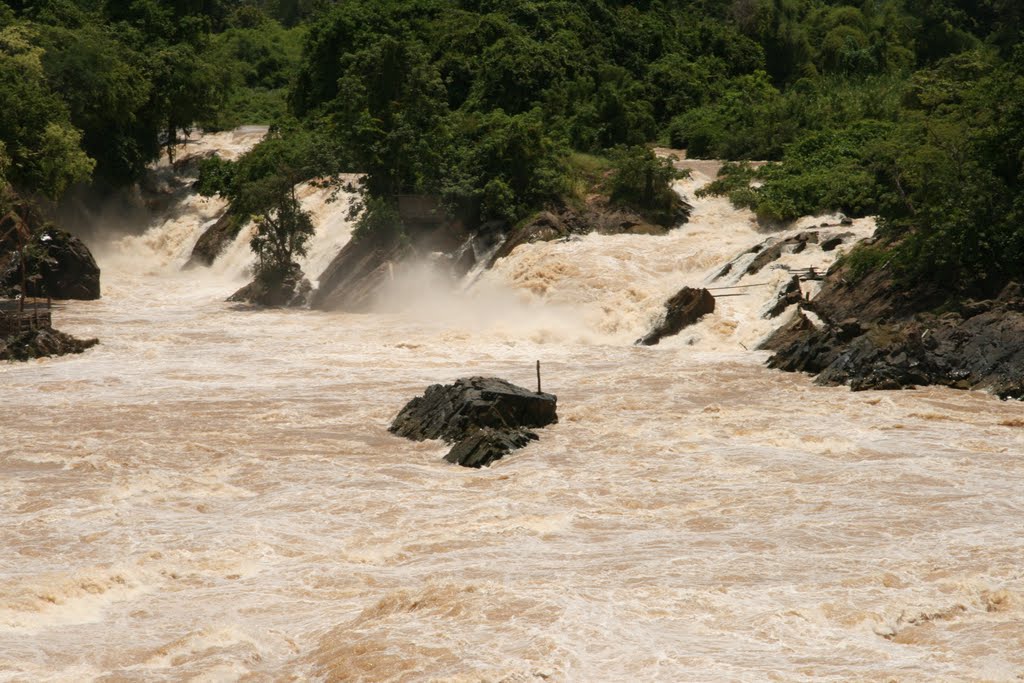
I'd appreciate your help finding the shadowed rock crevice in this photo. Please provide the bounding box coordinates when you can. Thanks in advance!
[390,377,558,468]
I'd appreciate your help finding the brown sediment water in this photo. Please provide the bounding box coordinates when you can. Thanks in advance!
[1,133,1022,682]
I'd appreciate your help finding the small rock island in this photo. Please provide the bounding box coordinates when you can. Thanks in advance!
[390,377,558,468]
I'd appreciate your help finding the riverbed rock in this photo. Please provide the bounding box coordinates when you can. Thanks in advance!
[0,326,98,361]
[765,275,803,318]
[637,287,716,346]
[390,377,558,468]
[311,237,413,312]
[443,427,540,468]
[820,233,853,252]
[490,201,692,266]
[228,262,311,307]
[746,232,819,275]
[185,210,242,268]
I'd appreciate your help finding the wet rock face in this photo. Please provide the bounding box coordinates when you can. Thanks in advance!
[637,287,716,346]
[2,229,101,300]
[310,237,412,312]
[390,377,558,468]
[746,232,819,275]
[765,275,803,319]
[443,427,540,468]
[185,210,241,269]
[764,277,1024,399]
[0,326,98,361]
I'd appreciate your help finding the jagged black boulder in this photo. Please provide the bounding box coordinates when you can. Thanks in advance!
[0,326,98,361]
[443,427,540,468]
[765,275,803,319]
[746,232,819,275]
[2,228,100,300]
[390,377,558,468]
[185,210,242,268]
[637,287,716,346]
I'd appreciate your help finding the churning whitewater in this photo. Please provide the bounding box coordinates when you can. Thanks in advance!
[1,131,1023,682]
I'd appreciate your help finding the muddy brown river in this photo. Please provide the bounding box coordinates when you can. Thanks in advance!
[1,131,1022,681]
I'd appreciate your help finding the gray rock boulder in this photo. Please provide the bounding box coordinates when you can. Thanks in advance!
[2,228,100,300]
[390,377,558,468]
[637,286,716,346]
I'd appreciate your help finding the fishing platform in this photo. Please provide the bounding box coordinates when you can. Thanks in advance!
[0,299,52,336]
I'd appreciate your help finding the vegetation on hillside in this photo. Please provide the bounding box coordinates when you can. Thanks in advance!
[2,0,1021,300]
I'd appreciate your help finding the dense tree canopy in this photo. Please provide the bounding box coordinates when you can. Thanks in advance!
[2,0,1020,300]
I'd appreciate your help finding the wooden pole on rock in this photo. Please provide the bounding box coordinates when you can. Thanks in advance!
[536,360,541,394]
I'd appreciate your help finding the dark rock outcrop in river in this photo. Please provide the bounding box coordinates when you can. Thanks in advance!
[765,275,804,318]
[390,377,558,468]
[762,265,1024,399]
[491,200,692,266]
[0,326,98,361]
[637,287,716,346]
[185,210,242,269]
[1,228,100,300]
[228,262,312,308]
[746,232,818,275]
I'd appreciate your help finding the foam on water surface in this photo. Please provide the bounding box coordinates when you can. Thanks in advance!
[1,135,1023,682]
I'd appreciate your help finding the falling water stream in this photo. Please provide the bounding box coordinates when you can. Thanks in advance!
[1,131,1022,682]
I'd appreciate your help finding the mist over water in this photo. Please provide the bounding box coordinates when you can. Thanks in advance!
[2,135,1024,681]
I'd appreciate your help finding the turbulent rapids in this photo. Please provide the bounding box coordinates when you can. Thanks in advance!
[2,131,1023,681]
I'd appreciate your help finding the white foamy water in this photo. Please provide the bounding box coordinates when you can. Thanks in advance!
[2,139,1023,682]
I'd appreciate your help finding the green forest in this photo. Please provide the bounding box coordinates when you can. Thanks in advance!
[2,0,1022,299]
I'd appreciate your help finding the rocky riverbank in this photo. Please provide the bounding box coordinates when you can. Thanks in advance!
[762,263,1024,399]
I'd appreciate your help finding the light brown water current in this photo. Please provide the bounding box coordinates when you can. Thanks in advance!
[1,133,1023,681]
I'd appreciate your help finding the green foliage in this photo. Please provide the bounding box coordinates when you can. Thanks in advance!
[666,71,789,159]
[250,183,314,279]
[441,109,569,224]
[4,0,1015,307]
[36,22,152,185]
[352,195,404,245]
[0,24,93,197]
[200,18,304,129]
[606,146,685,227]
[329,35,450,198]
[197,123,321,216]
[706,122,893,222]
[275,0,1021,298]
[842,242,891,282]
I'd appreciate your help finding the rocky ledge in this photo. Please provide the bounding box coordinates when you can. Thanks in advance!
[390,377,558,468]
[1,326,98,362]
[762,265,1024,399]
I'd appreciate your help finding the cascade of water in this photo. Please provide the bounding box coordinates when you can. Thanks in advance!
[477,166,874,349]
